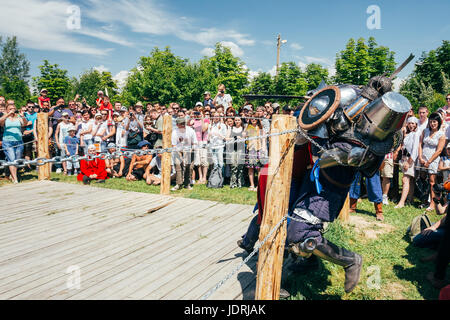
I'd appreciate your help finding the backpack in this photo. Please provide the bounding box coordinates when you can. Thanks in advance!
[207,167,224,189]
[407,214,432,242]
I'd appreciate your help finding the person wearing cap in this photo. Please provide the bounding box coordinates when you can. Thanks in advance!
[213,84,232,109]
[77,144,108,184]
[63,125,80,176]
[105,143,126,178]
[203,91,214,108]
[55,111,74,175]
[38,89,51,110]
[126,140,153,181]
[96,91,104,108]
[134,102,145,125]
[395,116,420,208]
[171,116,198,190]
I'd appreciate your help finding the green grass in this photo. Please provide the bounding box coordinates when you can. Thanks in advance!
[2,171,449,300]
[283,200,447,300]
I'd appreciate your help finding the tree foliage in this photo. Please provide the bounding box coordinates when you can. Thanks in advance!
[400,40,450,112]
[72,69,118,105]
[0,36,31,106]
[32,60,72,104]
[335,37,396,85]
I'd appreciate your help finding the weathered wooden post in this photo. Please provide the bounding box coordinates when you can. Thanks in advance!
[255,114,297,300]
[160,114,172,195]
[37,112,50,180]
[339,194,350,223]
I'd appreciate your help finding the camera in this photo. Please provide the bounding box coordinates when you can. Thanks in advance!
[219,90,225,94]
[432,183,447,206]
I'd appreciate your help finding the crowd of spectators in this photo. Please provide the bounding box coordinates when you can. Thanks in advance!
[0,84,294,190]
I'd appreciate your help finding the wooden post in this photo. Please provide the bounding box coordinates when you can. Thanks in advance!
[37,112,50,180]
[339,194,350,223]
[255,114,297,300]
[160,114,172,195]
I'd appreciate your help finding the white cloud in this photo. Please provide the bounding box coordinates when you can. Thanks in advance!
[248,70,261,81]
[113,70,130,90]
[220,41,244,57]
[84,0,254,47]
[304,56,333,65]
[93,65,109,73]
[290,42,303,50]
[0,0,111,56]
[200,47,215,57]
[392,77,405,92]
[201,41,244,57]
[268,65,277,77]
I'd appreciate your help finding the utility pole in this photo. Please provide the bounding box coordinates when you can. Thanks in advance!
[276,34,287,77]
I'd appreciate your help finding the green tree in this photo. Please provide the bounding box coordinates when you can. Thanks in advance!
[0,36,31,106]
[335,37,396,85]
[400,41,450,111]
[32,60,72,104]
[72,69,118,106]
[304,63,329,91]
[272,62,308,106]
[207,43,249,107]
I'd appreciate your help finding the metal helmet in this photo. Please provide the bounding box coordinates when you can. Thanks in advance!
[355,91,411,141]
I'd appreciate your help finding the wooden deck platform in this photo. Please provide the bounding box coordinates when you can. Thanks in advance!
[0,180,267,300]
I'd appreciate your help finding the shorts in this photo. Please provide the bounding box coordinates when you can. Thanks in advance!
[22,133,34,157]
[380,157,393,178]
[194,144,208,166]
[400,159,415,177]
[2,140,24,162]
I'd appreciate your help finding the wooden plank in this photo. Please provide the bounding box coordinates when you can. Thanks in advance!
[0,198,200,295]
[0,181,259,300]
[96,206,253,300]
[1,200,226,299]
[0,197,194,278]
[54,204,248,300]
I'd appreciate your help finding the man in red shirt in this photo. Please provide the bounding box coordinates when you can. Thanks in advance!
[77,144,108,184]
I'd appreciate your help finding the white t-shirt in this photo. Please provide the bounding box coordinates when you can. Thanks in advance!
[214,93,232,108]
[116,123,128,147]
[208,122,227,149]
[171,126,198,150]
[78,119,94,140]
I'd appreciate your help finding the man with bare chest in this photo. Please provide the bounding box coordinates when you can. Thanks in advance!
[126,140,153,181]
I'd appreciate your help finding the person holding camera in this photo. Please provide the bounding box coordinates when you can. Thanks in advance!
[0,100,27,183]
[126,108,143,149]
[191,109,209,184]
[213,84,232,109]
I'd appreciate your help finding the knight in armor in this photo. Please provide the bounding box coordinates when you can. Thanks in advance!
[284,70,411,295]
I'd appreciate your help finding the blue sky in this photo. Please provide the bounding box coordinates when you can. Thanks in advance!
[0,0,449,89]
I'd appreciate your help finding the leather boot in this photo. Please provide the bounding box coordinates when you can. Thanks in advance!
[374,202,384,221]
[288,255,319,273]
[312,239,363,293]
[349,198,358,213]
